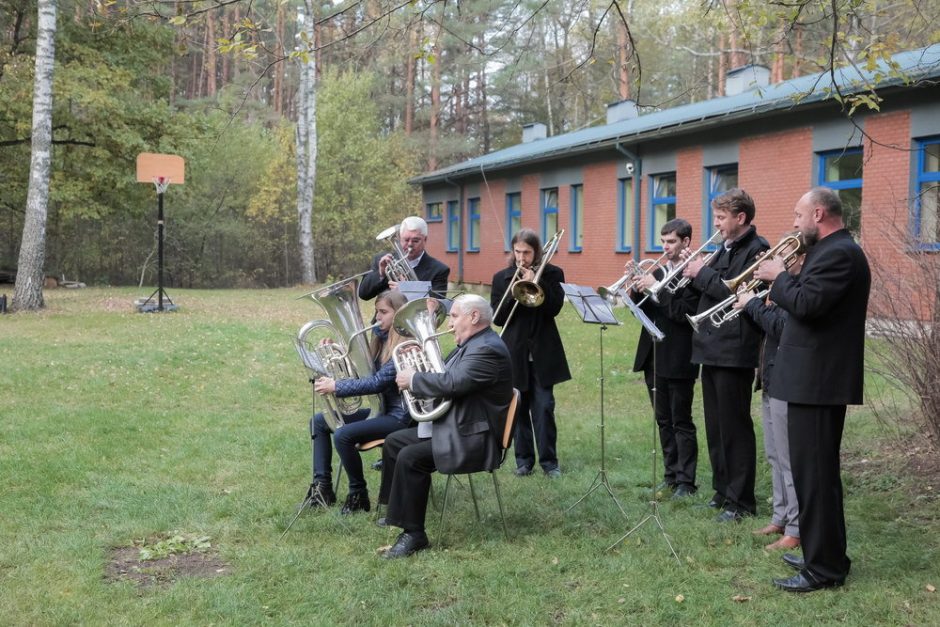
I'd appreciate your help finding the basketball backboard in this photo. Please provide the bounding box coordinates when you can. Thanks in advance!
[136,153,185,187]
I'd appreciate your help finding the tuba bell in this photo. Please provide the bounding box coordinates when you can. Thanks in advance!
[391,297,453,422]
[294,275,384,431]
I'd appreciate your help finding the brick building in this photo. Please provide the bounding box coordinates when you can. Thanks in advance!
[411,45,940,320]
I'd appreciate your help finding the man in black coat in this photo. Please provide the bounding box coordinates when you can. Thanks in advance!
[377,294,513,558]
[755,187,870,592]
[490,229,571,478]
[359,216,450,300]
[683,188,769,522]
[630,218,701,498]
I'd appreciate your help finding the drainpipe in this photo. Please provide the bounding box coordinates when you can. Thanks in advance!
[615,143,642,262]
[443,175,464,284]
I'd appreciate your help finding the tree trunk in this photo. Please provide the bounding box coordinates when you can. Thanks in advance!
[477,30,489,153]
[295,1,317,285]
[404,24,417,135]
[205,11,217,97]
[273,2,284,115]
[616,13,630,100]
[14,0,57,311]
[429,38,441,171]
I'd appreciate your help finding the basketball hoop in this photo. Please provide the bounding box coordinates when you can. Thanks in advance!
[153,176,171,195]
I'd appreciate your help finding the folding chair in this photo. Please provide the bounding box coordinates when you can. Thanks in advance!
[438,388,521,544]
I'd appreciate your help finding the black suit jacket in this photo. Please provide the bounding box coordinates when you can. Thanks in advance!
[490,263,572,390]
[358,252,450,300]
[631,267,700,380]
[410,327,513,474]
[769,229,870,405]
[689,225,769,368]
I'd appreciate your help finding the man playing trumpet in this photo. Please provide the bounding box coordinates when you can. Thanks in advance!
[629,219,701,498]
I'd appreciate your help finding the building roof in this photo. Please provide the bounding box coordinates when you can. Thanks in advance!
[412,44,940,185]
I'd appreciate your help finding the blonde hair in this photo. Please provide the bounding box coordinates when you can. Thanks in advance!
[372,289,408,363]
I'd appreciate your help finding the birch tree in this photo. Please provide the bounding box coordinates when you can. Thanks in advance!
[295,0,317,285]
[13,0,57,311]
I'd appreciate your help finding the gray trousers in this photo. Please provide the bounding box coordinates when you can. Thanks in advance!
[762,393,800,537]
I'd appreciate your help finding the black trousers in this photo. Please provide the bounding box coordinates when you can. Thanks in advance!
[700,366,756,514]
[377,427,435,532]
[788,403,851,583]
[644,370,697,488]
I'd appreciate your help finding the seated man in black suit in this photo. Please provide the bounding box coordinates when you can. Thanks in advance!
[377,294,513,558]
[360,216,451,300]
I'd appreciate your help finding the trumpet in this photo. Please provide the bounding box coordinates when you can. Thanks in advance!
[642,231,724,303]
[493,229,564,335]
[376,225,420,284]
[598,254,667,305]
[686,233,805,332]
[391,297,453,422]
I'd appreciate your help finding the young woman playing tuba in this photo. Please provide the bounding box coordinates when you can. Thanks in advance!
[307,289,412,514]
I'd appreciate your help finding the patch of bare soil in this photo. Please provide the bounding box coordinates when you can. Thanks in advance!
[105,546,230,588]
[843,432,939,508]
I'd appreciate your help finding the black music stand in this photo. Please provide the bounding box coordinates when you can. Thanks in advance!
[561,284,628,518]
[607,295,680,563]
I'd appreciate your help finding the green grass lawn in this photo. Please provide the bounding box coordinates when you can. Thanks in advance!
[1,286,937,625]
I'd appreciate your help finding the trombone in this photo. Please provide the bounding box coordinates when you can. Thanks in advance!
[686,233,805,332]
[642,231,724,304]
[598,253,667,305]
[493,230,564,335]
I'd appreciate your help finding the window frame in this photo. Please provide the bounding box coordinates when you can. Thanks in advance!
[569,184,583,252]
[705,164,738,248]
[616,177,633,253]
[541,187,559,243]
[446,199,460,252]
[816,147,863,238]
[466,197,481,252]
[648,172,677,253]
[505,192,522,252]
[425,201,443,223]
[914,136,940,251]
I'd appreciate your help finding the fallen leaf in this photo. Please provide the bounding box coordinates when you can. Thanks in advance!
[675,594,685,603]
[552,557,559,565]
[376,544,392,554]
[927,584,936,592]
[732,595,751,603]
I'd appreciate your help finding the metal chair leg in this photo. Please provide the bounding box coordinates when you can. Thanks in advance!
[467,474,482,522]
[491,472,510,540]
[438,475,454,547]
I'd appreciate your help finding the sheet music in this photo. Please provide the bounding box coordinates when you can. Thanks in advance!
[624,294,666,342]
[561,283,620,325]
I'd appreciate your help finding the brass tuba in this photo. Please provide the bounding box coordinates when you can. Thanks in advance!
[376,225,420,284]
[294,275,384,431]
[391,297,453,422]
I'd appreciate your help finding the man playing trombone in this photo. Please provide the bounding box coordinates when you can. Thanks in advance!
[682,188,769,523]
[629,219,701,498]
[360,216,450,300]
[490,229,571,478]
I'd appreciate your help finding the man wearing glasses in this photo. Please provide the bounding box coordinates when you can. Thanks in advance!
[360,216,451,300]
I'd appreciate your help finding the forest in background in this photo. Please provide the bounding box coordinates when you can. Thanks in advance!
[1,0,938,288]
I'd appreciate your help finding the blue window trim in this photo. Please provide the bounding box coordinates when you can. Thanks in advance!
[446,200,460,252]
[706,165,738,249]
[467,197,480,252]
[616,178,632,253]
[425,202,443,223]
[817,147,863,190]
[569,184,583,252]
[541,188,559,243]
[505,192,521,251]
[648,173,676,253]
[914,137,940,251]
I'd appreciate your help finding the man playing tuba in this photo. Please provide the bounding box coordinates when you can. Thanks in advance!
[360,216,450,301]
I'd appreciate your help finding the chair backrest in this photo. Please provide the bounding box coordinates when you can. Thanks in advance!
[501,388,521,451]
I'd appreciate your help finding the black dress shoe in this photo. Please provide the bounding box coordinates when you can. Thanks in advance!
[672,484,697,499]
[715,509,744,523]
[706,493,726,509]
[514,465,533,476]
[782,553,805,571]
[376,517,387,527]
[371,460,383,471]
[384,531,430,559]
[340,490,371,515]
[773,571,843,593]
[303,482,336,508]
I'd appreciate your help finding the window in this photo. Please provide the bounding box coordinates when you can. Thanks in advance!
[467,197,480,252]
[915,137,940,249]
[649,173,676,251]
[569,185,583,252]
[426,202,443,223]
[506,193,522,251]
[617,178,633,252]
[446,200,460,252]
[818,148,863,237]
[706,165,738,246]
[541,188,559,242]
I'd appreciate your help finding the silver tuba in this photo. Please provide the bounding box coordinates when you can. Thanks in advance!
[391,297,453,422]
[294,275,384,431]
[376,225,420,284]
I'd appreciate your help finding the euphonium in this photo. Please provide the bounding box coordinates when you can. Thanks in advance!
[391,297,453,422]
[295,275,384,430]
[376,225,420,284]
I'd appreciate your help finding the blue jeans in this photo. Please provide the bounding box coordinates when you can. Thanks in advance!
[311,409,411,493]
